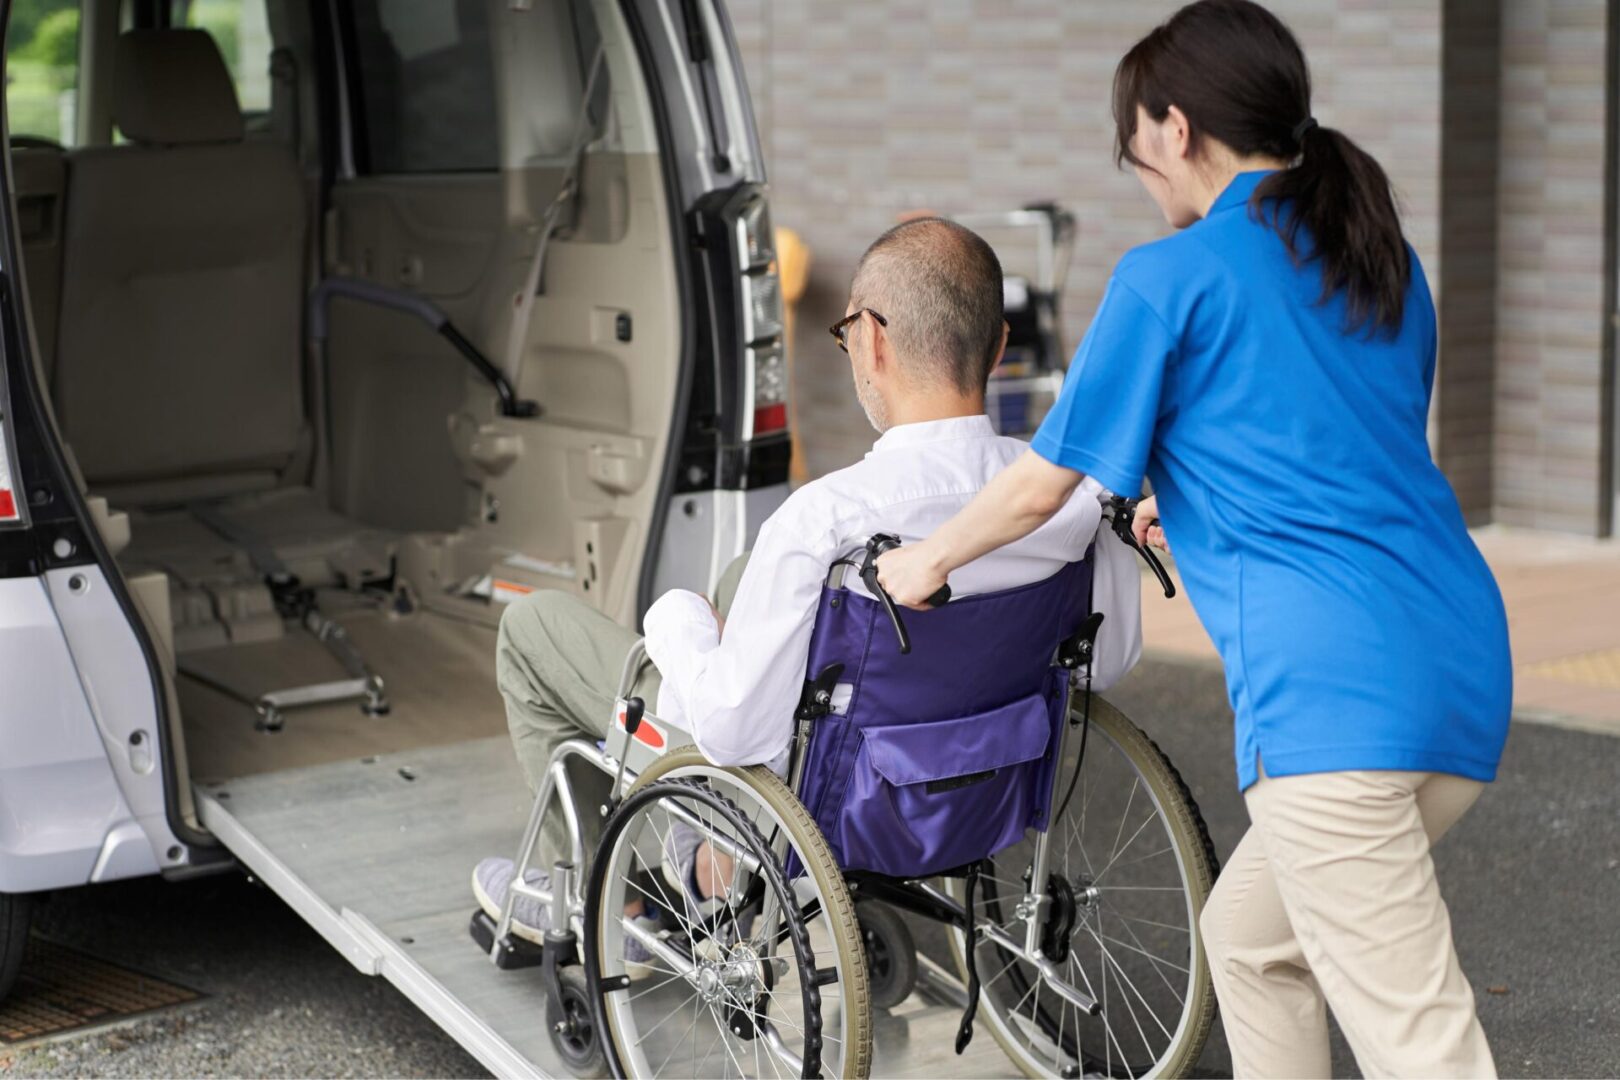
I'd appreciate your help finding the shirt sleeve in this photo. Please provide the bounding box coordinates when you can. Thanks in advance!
[1087,525,1143,693]
[1029,274,1177,496]
[643,495,837,767]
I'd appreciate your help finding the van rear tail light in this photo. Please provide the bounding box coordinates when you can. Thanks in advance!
[741,271,783,345]
[731,190,788,442]
[0,422,18,522]
[736,195,775,272]
[750,342,788,435]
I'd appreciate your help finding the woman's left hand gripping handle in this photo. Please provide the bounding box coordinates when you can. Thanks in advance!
[874,540,952,611]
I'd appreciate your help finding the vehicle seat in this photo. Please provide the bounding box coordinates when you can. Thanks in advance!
[55,28,307,499]
[51,30,394,651]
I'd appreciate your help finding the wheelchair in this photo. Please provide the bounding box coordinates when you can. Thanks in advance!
[471,516,1218,1079]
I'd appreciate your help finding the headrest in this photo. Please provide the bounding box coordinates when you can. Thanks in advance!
[113,30,244,146]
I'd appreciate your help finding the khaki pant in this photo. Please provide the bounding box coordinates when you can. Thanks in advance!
[494,555,751,870]
[1201,763,1496,1078]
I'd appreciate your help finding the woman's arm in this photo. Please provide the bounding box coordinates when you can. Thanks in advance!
[876,449,1084,608]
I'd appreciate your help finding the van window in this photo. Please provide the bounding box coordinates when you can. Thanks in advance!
[347,0,499,174]
[170,0,273,114]
[6,0,81,147]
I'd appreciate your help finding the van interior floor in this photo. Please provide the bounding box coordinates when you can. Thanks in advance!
[178,607,506,783]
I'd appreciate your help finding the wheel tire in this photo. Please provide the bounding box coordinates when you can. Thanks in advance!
[612,749,874,1078]
[856,901,917,1011]
[947,696,1219,1079]
[0,892,31,1005]
[548,965,608,1078]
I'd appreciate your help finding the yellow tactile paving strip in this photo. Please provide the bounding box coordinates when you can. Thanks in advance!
[0,937,201,1044]
[1521,648,1620,690]
[1139,529,1620,736]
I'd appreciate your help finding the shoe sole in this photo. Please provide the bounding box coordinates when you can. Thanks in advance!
[473,867,665,983]
[470,866,548,947]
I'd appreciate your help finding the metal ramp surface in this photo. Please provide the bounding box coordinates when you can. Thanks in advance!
[196,736,1017,1078]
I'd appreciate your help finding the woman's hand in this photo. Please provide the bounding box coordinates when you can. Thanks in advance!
[875,541,950,610]
[1132,495,1169,552]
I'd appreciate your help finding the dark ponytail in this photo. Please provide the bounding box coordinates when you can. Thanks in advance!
[1113,0,1410,335]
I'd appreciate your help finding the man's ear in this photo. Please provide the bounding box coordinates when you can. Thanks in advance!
[1165,104,1192,160]
[988,320,1010,377]
[868,313,893,375]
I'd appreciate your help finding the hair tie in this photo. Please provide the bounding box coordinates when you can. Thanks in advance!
[1292,116,1319,144]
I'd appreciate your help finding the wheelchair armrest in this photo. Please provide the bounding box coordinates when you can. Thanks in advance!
[615,637,650,699]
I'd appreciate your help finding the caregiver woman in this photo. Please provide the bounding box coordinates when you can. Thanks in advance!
[878,2,1510,1076]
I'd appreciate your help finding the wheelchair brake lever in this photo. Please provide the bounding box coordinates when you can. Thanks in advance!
[859,534,951,655]
[1107,496,1177,599]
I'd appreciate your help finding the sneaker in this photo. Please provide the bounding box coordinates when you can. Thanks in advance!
[474,856,660,972]
[472,856,551,945]
[659,821,755,946]
[660,819,720,917]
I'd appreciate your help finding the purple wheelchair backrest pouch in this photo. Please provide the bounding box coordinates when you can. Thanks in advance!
[795,557,1095,878]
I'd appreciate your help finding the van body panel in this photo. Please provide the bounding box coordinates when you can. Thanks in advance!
[0,577,155,892]
[42,566,182,867]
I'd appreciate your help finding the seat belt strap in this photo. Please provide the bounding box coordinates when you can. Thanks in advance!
[500,47,608,383]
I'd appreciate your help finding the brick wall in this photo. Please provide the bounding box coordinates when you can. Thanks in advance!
[1438,0,1503,524]
[1492,0,1611,533]
[728,0,1444,480]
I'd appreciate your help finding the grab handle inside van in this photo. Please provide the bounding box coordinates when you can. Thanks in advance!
[309,277,542,419]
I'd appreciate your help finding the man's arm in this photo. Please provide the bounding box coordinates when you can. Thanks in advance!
[643,495,837,767]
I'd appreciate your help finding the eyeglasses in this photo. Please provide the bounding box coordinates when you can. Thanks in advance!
[829,308,888,353]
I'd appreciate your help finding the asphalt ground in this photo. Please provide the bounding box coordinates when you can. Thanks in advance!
[4,656,1616,1078]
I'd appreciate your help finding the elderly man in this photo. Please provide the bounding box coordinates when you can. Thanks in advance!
[474,217,1142,939]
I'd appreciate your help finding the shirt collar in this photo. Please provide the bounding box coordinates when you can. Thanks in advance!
[869,414,998,455]
[1207,169,1277,216]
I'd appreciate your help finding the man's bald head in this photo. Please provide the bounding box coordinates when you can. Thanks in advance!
[849,219,1005,395]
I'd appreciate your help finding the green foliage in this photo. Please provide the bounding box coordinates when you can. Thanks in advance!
[7,0,79,142]
[7,0,76,53]
[185,1,241,73]
[14,7,78,70]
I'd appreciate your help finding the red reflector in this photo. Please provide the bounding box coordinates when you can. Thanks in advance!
[617,708,667,750]
[0,490,13,520]
[753,403,787,434]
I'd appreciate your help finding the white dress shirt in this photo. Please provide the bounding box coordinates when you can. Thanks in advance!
[643,415,1143,768]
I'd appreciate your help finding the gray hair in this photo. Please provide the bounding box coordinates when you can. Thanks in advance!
[850,218,1005,394]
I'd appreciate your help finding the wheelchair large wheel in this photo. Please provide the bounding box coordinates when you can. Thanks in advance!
[585,750,872,1078]
[946,697,1218,1079]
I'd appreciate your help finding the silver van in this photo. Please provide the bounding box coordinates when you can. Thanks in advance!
[0,0,782,1070]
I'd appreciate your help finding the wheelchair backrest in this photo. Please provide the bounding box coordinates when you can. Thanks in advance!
[796,556,1094,878]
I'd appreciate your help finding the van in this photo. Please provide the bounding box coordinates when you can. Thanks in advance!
[0,0,784,1071]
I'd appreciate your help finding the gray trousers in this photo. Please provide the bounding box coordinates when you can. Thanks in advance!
[495,554,750,870]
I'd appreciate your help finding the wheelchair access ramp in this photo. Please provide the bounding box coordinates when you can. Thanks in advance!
[194,736,1019,1078]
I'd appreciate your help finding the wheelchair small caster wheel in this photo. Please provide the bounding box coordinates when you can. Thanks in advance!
[857,899,917,1010]
[546,966,607,1077]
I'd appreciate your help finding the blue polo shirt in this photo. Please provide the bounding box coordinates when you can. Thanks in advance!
[1032,170,1511,791]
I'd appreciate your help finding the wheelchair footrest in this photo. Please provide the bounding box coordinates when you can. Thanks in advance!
[468,909,546,970]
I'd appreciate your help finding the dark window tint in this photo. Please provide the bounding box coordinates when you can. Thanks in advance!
[348,0,498,173]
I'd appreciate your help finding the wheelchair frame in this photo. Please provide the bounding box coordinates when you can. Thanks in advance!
[477,626,1108,1054]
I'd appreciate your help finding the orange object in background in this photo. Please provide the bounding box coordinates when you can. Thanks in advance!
[774,226,812,485]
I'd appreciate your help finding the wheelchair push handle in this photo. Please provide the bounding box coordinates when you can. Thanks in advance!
[1107,495,1177,599]
[859,534,951,655]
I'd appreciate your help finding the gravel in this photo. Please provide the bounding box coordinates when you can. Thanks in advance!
[11,872,485,1079]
